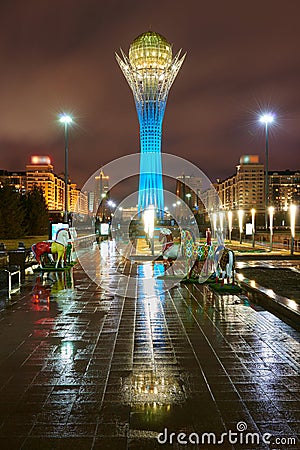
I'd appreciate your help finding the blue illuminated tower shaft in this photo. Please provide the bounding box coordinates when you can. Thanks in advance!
[116,32,185,219]
[137,99,166,216]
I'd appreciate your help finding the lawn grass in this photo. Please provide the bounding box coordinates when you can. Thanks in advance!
[33,261,77,272]
[237,267,300,304]
[209,283,242,294]
[0,236,48,250]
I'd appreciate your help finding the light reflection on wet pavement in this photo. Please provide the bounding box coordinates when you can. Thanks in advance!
[0,242,299,449]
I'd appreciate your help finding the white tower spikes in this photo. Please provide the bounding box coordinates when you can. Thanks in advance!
[115,49,185,106]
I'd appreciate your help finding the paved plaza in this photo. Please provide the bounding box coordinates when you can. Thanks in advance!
[0,243,299,449]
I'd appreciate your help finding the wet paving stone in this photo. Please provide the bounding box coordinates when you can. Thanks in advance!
[93,437,127,450]
[0,250,299,449]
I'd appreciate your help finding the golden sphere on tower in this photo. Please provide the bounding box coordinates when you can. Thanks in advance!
[129,31,172,70]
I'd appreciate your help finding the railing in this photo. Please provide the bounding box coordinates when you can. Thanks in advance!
[74,234,96,253]
[242,236,299,252]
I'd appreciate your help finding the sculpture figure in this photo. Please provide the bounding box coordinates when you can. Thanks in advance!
[31,228,72,269]
[159,228,181,272]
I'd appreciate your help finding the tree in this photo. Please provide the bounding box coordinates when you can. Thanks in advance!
[23,186,49,236]
[0,186,26,238]
[0,205,5,238]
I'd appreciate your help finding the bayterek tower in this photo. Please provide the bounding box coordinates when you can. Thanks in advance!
[116,31,185,218]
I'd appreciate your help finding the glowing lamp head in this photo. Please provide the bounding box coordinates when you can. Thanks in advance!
[59,114,73,124]
[129,31,172,71]
[259,113,274,125]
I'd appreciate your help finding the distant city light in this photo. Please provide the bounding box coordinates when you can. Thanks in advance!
[240,155,259,165]
[31,156,51,165]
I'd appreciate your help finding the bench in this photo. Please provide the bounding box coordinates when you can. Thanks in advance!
[0,266,21,298]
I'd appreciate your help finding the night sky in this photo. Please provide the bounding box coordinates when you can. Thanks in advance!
[1,0,300,188]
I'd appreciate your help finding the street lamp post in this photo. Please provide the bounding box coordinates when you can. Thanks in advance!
[107,199,116,221]
[176,200,181,218]
[259,113,274,230]
[290,204,297,255]
[251,208,256,248]
[212,212,217,238]
[228,210,233,243]
[268,206,274,251]
[186,193,192,208]
[219,210,224,241]
[238,209,244,244]
[59,114,73,223]
[143,205,155,256]
[227,210,233,243]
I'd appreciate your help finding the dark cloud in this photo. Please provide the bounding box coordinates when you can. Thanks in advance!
[0,0,299,188]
